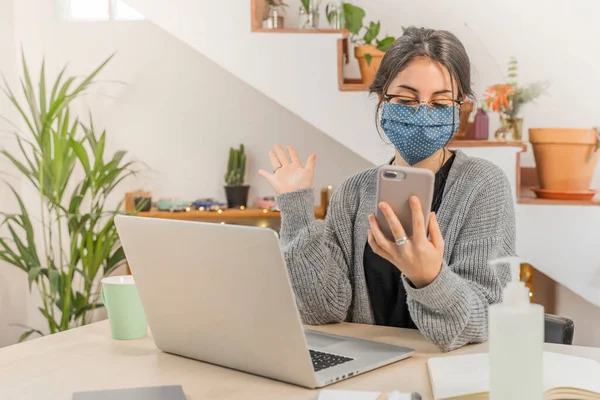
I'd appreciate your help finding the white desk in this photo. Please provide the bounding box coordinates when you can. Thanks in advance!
[1,321,599,400]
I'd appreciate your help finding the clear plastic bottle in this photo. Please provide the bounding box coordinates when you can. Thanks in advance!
[488,257,544,400]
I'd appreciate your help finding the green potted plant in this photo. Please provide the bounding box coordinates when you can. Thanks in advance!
[224,144,249,208]
[0,53,138,340]
[342,3,396,85]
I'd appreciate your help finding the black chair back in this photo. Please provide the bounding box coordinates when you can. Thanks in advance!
[544,314,574,345]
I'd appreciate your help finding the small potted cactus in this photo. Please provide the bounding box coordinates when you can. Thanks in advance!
[224,144,249,208]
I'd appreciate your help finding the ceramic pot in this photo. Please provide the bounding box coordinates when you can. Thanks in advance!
[225,185,250,208]
[473,108,489,140]
[355,45,385,85]
[529,128,600,191]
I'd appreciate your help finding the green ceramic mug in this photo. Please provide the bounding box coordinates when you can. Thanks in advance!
[101,275,148,340]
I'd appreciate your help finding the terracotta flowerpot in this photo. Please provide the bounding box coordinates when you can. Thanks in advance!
[355,45,385,85]
[529,128,600,191]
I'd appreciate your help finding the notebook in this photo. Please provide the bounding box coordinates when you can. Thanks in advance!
[427,352,600,400]
[72,385,186,400]
[316,390,421,400]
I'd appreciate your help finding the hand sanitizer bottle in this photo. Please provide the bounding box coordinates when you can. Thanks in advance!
[488,257,544,400]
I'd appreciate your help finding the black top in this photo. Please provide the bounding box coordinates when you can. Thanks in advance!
[363,153,456,329]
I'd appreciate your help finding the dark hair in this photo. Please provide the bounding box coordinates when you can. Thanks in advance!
[370,27,473,146]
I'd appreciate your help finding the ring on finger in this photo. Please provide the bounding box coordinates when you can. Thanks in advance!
[395,236,409,248]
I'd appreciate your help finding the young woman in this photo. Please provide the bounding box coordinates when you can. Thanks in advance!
[258,27,515,352]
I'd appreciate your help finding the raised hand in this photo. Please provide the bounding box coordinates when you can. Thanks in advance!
[258,144,316,195]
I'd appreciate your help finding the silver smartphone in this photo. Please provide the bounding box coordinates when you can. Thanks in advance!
[375,165,435,241]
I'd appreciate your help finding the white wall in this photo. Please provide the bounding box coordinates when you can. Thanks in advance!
[125,0,393,165]
[0,0,373,347]
[0,0,31,348]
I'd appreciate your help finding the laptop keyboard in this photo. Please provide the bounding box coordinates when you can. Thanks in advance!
[309,349,354,372]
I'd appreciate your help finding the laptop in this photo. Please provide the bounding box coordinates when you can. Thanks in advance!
[114,216,414,388]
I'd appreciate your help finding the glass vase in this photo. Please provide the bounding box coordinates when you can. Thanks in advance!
[495,117,523,142]
[265,6,285,29]
[325,1,344,29]
[298,4,320,29]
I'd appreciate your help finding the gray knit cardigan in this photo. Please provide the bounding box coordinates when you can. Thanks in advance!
[276,150,515,351]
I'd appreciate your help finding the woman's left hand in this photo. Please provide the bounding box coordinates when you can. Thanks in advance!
[368,196,444,288]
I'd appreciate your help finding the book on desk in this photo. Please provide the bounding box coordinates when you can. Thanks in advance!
[72,385,186,399]
[427,352,600,400]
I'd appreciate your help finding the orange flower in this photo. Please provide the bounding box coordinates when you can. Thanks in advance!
[484,84,515,113]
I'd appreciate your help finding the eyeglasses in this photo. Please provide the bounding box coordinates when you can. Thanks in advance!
[383,94,463,124]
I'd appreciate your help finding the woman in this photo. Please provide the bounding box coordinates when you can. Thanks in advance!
[258,27,515,352]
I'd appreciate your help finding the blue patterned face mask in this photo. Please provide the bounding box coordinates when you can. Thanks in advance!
[379,102,460,166]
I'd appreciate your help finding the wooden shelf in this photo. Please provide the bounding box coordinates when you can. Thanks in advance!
[136,207,326,220]
[518,187,600,206]
[251,0,347,35]
[336,38,369,92]
[339,78,369,91]
[449,140,528,151]
[252,28,348,36]
[518,166,600,205]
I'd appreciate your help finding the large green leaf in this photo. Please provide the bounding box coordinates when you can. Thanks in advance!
[28,267,42,291]
[363,21,380,45]
[342,3,365,36]
[48,65,67,115]
[20,49,42,136]
[1,150,36,187]
[38,307,58,333]
[14,134,39,178]
[81,116,98,149]
[106,245,125,270]
[74,303,103,320]
[0,240,27,271]
[47,77,75,118]
[18,328,43,343]
[301,0,310,12]
[7,185,38,264]
[1,76,36,136]
[7,224,36,270]
[49,269,60,294]
[71,138,92,176]
[39,58,47,119]
[93,131,106,175]
[377,36,396,52]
